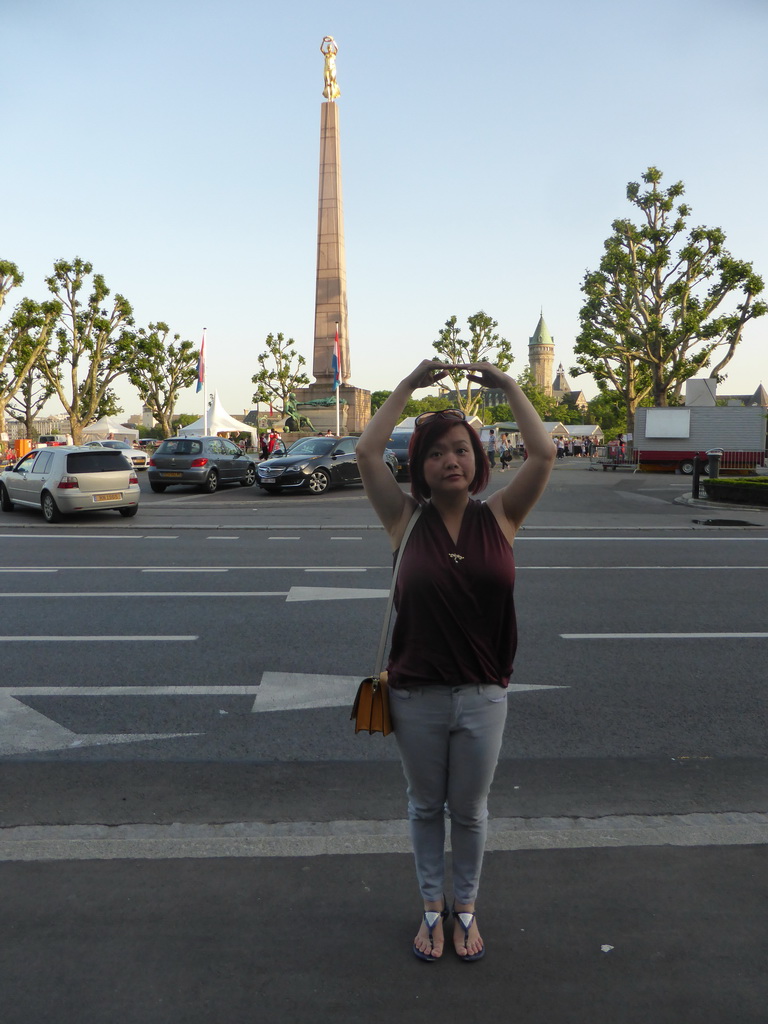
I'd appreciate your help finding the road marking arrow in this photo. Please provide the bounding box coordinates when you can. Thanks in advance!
[0,689,198,756]
[286,587,388,602]
[253,673,566,713]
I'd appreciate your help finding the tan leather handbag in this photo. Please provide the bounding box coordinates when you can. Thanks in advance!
[351,507,421,736]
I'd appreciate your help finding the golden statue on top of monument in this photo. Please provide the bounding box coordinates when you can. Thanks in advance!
[320,36,340,101]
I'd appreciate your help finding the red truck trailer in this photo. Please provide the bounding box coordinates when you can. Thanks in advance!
[633,406,767,474]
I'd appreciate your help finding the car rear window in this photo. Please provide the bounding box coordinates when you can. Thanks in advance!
[157,440,203,455]
[66,452,132,473]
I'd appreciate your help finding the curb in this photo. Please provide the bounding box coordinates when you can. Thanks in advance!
[673,495,768,516]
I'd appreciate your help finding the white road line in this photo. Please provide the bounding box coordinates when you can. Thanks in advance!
[9,686,259,696]
[304,568,367,573]
[2,635,197,641]
[0,564,382,570]
[206,536,239,540]
[0,535,143,540]
[518,537,768,542]
[142,568,228,573]
[0,592,287,598]
[4,563,767,573]
[269,536,301,540]
[562,632,768,640]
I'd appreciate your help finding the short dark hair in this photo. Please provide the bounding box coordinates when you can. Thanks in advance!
[408,419,489,503]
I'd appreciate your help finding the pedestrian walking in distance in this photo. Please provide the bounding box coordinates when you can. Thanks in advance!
[356,360,554,962]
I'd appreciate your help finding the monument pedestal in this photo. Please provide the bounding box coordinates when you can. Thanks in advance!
[293,381,370,434]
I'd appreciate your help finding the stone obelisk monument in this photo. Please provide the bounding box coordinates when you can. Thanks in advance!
[293,37,370,433]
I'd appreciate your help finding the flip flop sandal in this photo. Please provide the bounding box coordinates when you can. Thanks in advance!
[413,904,449,962]
[453,910,485,962]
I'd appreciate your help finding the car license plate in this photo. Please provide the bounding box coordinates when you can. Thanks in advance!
[161,472,183,478]
[95,493,121,502]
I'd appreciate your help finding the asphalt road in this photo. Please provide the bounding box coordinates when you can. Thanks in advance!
[2,462,767,1023]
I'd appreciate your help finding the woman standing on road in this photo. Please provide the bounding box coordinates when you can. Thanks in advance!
[356,360,555,962]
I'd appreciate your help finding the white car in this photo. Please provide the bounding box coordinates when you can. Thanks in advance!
[0,446,140,522]
[82,439,148,470]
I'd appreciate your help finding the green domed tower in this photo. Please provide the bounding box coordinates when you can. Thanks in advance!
[528,313,555,397]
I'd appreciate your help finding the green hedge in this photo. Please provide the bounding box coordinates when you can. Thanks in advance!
[702,477,768,506]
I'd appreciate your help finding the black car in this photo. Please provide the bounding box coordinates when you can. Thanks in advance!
[386,431,413,480]
[257,435,398,494]
[147,436,257,493]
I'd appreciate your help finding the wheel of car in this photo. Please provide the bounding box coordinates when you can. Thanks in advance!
[41,490,62,523]
[203,469,219,493]
[240,464,257,487]
[307,469,330,494]
[0,484,14,512]
[150,482,167,493]
[118,506,139,517]
[679,460,695,475]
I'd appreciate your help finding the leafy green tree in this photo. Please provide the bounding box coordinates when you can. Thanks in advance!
[0,260,61,437]
[38,258,136,444]
[586,390,627,438]
[573,167,767,436]
[7,361,57,439]
[432,311,513,417]
[81,385,123,422]
[487,403,512,422]
[554,396,590,425]
[371,390,392,413]
[402,394,454,418]
[515,367,557,420]
[172,413,199,430]
[127,322,198,438]
[0,260,24,316]
[251,332,310,415]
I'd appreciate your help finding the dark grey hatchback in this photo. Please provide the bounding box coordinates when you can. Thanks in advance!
[147,436,257,493]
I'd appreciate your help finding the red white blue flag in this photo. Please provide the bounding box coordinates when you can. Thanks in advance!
[196,332,205,393]
[332,328,341,390]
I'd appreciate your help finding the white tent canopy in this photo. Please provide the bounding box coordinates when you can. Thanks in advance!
[179,391,259,444]
[82,416,139,441]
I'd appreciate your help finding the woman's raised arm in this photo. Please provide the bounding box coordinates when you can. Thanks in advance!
[357,360,448,543]
[461,362,555,539]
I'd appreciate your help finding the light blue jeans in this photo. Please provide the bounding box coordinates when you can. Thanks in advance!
[389,683,508,904]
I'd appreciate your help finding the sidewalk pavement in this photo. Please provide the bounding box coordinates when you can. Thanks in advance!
[4,844,767,1024]
[3,761,767,1024]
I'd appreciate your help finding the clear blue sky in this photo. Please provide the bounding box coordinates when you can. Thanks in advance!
[4,0,767,420]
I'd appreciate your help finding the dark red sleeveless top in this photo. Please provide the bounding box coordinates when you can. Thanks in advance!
[387,500,517,689]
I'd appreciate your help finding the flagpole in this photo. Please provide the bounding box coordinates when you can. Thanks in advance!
[202,328,208,434]
[335,321,340,436]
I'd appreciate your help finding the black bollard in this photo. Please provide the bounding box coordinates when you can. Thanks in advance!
[691,455,702,499]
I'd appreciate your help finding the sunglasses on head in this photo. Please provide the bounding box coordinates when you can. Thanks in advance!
[414,409,467,428]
